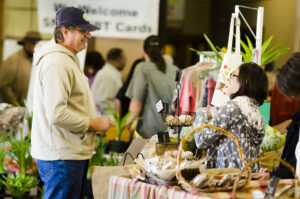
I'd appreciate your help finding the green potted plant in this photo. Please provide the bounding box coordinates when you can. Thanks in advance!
[24,100,33,131]
[3,172,38,199]
[2,129,39,198]
[89,135,107,167]
[239,34,289,67]
[0,148,6,198]
[4,129,36,174]
[107,105,141,153]
[190,33,289,67]
[89,135,121,168]
[87,135,121,198]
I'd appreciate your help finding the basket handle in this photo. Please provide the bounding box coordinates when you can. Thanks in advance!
[232,156,300,199]
[176,124,250,189]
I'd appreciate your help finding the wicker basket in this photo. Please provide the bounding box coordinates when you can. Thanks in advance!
[176,124,252,192]
[232,156,300,199]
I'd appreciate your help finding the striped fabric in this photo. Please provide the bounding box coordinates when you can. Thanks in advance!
[108,176,295,199]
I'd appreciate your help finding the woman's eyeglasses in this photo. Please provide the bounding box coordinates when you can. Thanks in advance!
[230,73,239,78]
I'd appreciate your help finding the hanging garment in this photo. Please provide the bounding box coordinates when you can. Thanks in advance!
[179,63,212,112]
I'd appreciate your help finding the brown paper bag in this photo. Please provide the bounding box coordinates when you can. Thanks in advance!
[90,166,129,199]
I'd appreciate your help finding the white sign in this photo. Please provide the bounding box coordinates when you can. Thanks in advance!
[37,0,160,39]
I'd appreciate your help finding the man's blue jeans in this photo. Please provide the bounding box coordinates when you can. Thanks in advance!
[36,159,89,199]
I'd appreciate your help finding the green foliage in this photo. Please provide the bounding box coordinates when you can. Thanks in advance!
[0,135,7,191]
[3,129,34,174]
[0,148,6,173]
[190,33,222,64]
[88,135,121,178]
[190,33,289,67]
[239,35,289,66]
[89,135,120,167]
[89,135,107,167]
[3,173,38,196]
[38,185,45,199]
[107,105,141,141]
[0,177,4,191]
[24,100,33,130]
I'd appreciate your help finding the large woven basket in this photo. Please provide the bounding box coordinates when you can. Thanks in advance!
[232,156,300,199]
[176,124,252,192]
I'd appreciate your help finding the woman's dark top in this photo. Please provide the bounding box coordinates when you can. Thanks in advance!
[116,58,143,117]
[271,107,300,179]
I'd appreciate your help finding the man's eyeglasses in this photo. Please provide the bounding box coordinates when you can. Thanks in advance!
[75,28,89,35]
[230,73,239,78]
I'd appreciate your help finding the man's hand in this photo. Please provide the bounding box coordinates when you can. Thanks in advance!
[89,116,113,132]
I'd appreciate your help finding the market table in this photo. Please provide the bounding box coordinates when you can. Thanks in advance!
[107,175,295,199]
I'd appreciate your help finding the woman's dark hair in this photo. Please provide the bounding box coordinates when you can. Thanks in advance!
[231,62,268,106]
[277,52,300,98]
[85,51,105,71]
[144,35,166,73]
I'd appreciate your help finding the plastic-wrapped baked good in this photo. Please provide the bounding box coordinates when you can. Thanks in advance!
[165,114,195,126]
[191,173,209,187]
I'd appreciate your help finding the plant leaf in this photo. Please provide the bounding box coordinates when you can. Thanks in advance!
[262,48,289,63]
[189,48,222,64]
[245,35,254,52]
[262,41,288,59]
[216,46,222,51]
[240,39,252,62]
[203,33,223,60]
[261,35,274,55]
[107,105,117,126]
[262,48,289,66]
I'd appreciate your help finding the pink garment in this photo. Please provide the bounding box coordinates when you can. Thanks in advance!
[179,68,194,112]
[179,63,211,113]
[207,78,216,106]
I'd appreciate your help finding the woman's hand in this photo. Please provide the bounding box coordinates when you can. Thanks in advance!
[202,107,212,120]
[255,168,270,180]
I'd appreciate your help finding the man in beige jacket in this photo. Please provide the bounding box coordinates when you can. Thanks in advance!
[30,7,112,199]
[0,31,41,106]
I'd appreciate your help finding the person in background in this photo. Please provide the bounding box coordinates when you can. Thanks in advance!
[91,48,126,115]
[264,62,276,97]
[194,62,268,173]
[258,52,300,180]
[125,35,179,139]
[30,7,112,199]
[84,51,105,87]
[115,57,144,117]
[0,31,41,106]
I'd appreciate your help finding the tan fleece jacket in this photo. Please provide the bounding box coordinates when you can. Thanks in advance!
[30,39,96,160]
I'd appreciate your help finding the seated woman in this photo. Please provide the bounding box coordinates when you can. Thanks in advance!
[194,62,268,173]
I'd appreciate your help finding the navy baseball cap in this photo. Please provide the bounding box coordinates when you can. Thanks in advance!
[56,7,100,32]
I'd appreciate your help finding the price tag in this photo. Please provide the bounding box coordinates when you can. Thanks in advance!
[156,100,163,113]
[264,176,280,199]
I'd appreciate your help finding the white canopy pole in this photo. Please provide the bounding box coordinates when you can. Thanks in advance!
[256,7,264,65]
[235,6,241,55]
